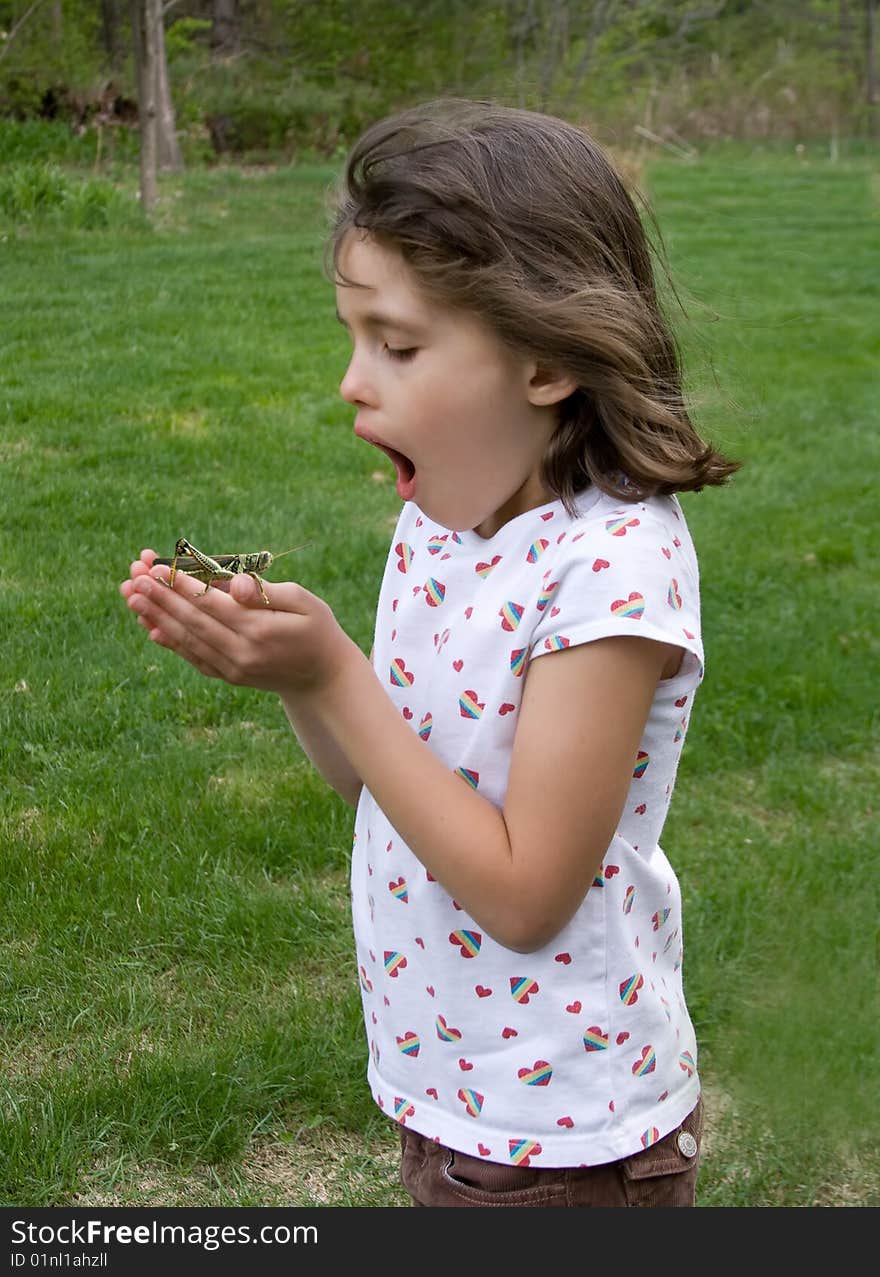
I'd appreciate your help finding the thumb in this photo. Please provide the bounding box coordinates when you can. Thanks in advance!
[229,572,268,607]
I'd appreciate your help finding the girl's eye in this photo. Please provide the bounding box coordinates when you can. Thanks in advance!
[384,344,417,362]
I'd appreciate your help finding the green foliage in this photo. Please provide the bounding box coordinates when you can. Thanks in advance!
[165,16,212,60]
[0,118,92,164]
[0,161,143,230]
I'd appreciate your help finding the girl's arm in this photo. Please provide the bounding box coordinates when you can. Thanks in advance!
[309,629,673,952]
[278,692,363,807]
[123,563,675,952]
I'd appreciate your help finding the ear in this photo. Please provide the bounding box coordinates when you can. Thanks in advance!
[525,362,579,407]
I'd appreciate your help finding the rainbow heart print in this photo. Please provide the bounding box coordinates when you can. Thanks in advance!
[508,1139,542,1166]
[424,577,446,607]
[457,1088,484,1117]
[583,1026,609,1052]
[611,592,646,620]
[459,689,484,719]
[396,1032,420,1058]
[499,601,524,631]
[517,1060,553,1086]
[510,976,539,1004]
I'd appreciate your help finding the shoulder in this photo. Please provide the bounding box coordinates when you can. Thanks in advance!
[531,492,703,671]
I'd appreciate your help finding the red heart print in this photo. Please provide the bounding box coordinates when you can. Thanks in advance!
[658,1091,668,1102]
[554,952,572,965]
[541,511,554,521]
[550,606,561,617]
[453,659,464,672]
[426,986,434,997]
[605,864,620,878]
[459,1058,473,1071]
[556,1117,574,1129]
[391,629,397,641]
[371,1012,377,1024]
[592,559,610,572]
[616,1032,630,1044]
[475,985,492,998]
[499,702,516,715]
[675,696,688,708]
[426,1088,438,1099]
[662,546,672,559]
[478,1143,492,1156]
[383,996,390,1006]
[464,607,473,619]
[392,598,399,611]
[608,1101,615,1113]
[412,585,422,596]
[634,803,646,815]
[415,937,425,948]
[402,706,413,720]
[566,1001,582,1014]
[502,1027,518,1039]
[673,537,681,547]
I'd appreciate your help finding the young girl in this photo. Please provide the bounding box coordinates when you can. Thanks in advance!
[122,99,738,1208]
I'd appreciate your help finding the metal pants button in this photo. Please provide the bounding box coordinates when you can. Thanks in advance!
[677,1130,698,1158]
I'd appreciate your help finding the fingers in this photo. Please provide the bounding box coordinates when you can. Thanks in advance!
[126,569,241,675]
[120,550,159,599]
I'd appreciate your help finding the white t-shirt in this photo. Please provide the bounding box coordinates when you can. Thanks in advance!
[351,487,703,1167]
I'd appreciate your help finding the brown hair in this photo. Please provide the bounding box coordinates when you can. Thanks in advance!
[329,98,739,509]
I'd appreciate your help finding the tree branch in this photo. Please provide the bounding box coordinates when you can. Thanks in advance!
[0,0,50,66]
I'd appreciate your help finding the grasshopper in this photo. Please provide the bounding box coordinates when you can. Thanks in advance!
[154,537,307,606]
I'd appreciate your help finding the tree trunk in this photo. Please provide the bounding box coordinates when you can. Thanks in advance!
[211,0,241,60]
[131,0,183,208]
[155,6,184,172]
[868,0,879,142]
[131,0,158,214]
[101,0,125,74]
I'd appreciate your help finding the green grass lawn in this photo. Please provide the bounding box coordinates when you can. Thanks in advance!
[1,146,877,1207]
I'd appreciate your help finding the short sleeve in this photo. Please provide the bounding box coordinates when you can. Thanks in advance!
[529,503,704,682]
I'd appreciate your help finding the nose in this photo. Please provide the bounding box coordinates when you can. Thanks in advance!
[339,351,374,407]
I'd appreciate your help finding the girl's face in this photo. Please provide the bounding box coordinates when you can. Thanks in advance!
[335,233,565,538]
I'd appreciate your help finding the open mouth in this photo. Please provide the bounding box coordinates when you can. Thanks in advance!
[356,427,417,500]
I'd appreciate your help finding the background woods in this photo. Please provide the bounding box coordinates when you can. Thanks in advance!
[0,1,878,161]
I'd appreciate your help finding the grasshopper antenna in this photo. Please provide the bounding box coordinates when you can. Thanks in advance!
[271,541,312,561]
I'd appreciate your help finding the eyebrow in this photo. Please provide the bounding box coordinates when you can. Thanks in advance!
[335,307,426,336]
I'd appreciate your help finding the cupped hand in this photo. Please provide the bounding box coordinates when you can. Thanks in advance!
[119,551,357,696]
